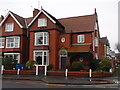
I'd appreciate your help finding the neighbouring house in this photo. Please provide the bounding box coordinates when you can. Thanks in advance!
[0,8,113,70]
[99,37,116,70]
[0,11,29,65]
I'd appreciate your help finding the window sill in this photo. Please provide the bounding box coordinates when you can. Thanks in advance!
[5,31,14,33]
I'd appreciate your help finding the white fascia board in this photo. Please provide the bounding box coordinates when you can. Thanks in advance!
[9,12,23,28]
[0,11,23,28]
[42,10,56,24]
[0,12,10,26]
[28,10,56,27]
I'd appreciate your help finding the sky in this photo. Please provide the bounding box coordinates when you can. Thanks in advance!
[0,0,119,52]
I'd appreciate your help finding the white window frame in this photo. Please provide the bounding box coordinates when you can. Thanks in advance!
[95,53,98,59]
[5,23,14,32]
[0,38,5,48]
[94,23,98,30]
[6,36,20,48]
[34,50,49,66]
[77,35,85,43]
[38,18,47,27]
[95,37,98,47]
[34,32,49,46]
[4,53,20,63]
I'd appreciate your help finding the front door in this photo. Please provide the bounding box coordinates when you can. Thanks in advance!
[61,56,67,70]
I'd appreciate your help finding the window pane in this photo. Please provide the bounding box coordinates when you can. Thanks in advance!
[5,23,14,32]
[36,56,42,65]
[38,18,47,27]
[44,56,46,65]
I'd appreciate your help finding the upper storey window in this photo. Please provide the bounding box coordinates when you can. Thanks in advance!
[38,18,47,27]
[6,36,20,48]
[35,32,49,46]
[5,23,14,32]
[0,38,5,48]
[77,35,85,43]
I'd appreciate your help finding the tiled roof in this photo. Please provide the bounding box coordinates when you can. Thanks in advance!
[68,45,91,53]
[25,17,33,25]
[100,37,110,46]
[42,9,64,29]
[0,17,2,23]
[10,11,27,28]
[58,14,96,33]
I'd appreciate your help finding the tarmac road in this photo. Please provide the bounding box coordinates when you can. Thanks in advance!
[2,80,119,88]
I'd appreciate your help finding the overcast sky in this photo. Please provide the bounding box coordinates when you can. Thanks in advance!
[0,0,119,52]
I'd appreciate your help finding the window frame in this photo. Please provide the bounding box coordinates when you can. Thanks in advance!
[5,23,14,32]
[34,50,49,66]
[38,18,47,27]
[6,36,20,48]
[4,53,20,64]
[77,35,85,43]
[95,37,98,47]
[34,32,49,46]
[0,38,5,48]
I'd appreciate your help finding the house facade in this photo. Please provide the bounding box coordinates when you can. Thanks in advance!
[0,11,29,64]
[28,8,100,70]
[0,8,108,70]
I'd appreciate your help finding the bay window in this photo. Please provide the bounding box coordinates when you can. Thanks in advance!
[0,38,5,48]
[4,53,20,64]
[35,32,49,45]
[34,50,49,65]
[6,36,20,48]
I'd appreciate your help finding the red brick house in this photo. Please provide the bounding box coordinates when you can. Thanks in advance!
[0,8,105,70]
[28,8,101,70]
[0,11,29,64]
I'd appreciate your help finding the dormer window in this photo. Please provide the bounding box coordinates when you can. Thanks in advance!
[38,18,47,27]
[5,23,14,32]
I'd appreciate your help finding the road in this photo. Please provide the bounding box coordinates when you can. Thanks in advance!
[2,80,119,88]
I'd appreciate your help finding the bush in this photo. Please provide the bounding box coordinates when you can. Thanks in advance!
[47,64,53,70]
[71,61,83,71]
[25,60,38,69]
[99,57,112,72]
[90,59,100,71]
[93,70,105,73]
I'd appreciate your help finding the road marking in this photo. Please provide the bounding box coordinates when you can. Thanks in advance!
[46,83,119,87]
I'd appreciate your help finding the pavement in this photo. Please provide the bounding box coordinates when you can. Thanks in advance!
[2,75,120,85]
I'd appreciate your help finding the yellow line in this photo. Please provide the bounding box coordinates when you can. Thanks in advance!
[46,83,118,87]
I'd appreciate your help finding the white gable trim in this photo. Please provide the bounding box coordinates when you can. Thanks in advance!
[0,11,23,28]
[28,10,56,27]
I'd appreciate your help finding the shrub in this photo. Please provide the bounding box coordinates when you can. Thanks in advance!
[71,61,83,71]
[47,64,53,70]
[93,70,105,73]
[25,60,38,69]
[99,57,112,72]
[90,59,100,71]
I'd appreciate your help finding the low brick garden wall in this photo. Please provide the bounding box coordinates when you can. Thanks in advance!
[47,71,112,77]
[3,70,36,75]
[3,70,112,77]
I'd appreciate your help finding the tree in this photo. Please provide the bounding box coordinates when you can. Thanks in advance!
[99,57,112,72]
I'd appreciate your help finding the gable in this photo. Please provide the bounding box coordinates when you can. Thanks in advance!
[0,11,25,28]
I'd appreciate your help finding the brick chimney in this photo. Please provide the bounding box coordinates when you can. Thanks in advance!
[33,8,39,17]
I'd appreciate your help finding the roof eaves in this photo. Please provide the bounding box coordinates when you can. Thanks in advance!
[0,11,24,28]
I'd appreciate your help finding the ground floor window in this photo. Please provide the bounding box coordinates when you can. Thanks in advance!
[4,53,20,64]
[34,50,49,65]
